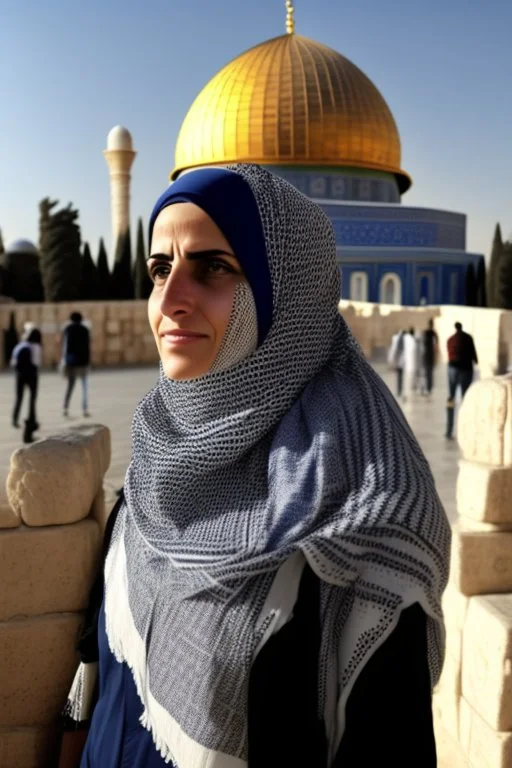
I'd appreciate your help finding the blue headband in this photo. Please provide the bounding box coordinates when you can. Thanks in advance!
[148,168,272,347]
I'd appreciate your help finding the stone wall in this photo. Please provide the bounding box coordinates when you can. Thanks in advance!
[1,300,511,377]
[0,301,159,369]
[0,425,110,767]
[435,375,512,766]
[339,301,508,378]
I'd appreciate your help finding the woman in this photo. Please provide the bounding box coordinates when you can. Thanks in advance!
[63,165,450,767]
[11,326,42,442]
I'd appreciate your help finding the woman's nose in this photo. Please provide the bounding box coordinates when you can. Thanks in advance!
[159,264,195,318]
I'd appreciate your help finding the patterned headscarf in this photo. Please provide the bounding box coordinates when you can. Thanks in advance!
[105,164,450,767]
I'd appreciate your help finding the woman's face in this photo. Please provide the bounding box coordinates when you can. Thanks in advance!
[148,202,245,380]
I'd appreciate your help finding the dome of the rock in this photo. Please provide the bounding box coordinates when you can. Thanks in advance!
[172,33,411,192]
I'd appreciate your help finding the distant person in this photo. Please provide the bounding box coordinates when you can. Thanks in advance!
[421,319,439,396]
[387,329,405,398]
[11,327,42,443]
[402,327,420,403]
[61,312,91,417]
[445,322,478,439]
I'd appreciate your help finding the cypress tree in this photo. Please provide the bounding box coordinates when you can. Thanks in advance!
[112,229,134,300]
[39,198,81,301]
[498,242,512,310]
[96,238,111,299]
[465,263,477,306]
[475,258,487,308]
[488,223,503,307]
[81,242,100,300]
[133,218,152,299]
[3,311,18,366]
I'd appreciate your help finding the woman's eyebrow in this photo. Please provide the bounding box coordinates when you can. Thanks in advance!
[147,249,234,262]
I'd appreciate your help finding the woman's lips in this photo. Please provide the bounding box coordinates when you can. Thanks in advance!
[160,330,208,346]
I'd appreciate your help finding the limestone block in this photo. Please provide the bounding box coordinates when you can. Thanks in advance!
[0,613,82,726]
[123,346,140,364]
[105,351,121,365]
[134,319,149,335]
[0,518,100,621]
[0,482,20,529]
[457,460,512,524]
[433,690,459,741]
[459,696,512,767]
[443,582,470,630]
[0,725,57,768]
[106,319,121,335]
[106,336,122,352]
[459,517,512,533]
[458,375,512,466]
[91,349,104,366]
[462,594,512,731]
[450,524,512,595]
[6,425,111,526]
[88,305,106,321]
[118,305,133,320]
[437,652,462,696]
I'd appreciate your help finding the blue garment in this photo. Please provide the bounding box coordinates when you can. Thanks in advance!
[148,168,272,346]
[81,601,169,768]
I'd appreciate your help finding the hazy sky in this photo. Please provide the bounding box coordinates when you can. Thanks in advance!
[1,0,510,262]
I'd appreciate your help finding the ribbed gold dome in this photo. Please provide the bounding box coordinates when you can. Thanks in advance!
[172,33,411,192]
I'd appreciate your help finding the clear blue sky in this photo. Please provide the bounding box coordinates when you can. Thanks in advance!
[1,0,510,263]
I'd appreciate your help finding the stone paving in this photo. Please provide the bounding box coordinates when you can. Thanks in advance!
[0,361,465,765]
[0,361,462,521]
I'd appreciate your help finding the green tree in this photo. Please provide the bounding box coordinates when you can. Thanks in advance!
[498,242,512,310]
[112,229,134,300]
[133,218,152,299]
[488,223,503,307]
[465,263,477,306]
[475,258,487,308]
[81,242,101,300]
[96,238,111,299]
[3,311,18,366]
[39,198,81,301]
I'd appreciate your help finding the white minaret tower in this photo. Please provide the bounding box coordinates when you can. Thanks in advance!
[103,126,136,259]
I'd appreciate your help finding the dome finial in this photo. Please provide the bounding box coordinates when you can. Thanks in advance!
[285,0,295,34]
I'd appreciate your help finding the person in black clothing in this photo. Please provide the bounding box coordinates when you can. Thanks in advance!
[445,321,478,439]
[61,312,91,417]
[11,328,42,443]
[421,318,438,396]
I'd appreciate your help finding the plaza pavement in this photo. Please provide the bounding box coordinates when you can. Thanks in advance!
[0,361,466,766]
[0,361,461,521]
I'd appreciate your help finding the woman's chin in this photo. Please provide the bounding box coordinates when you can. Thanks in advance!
[161,354,211,381]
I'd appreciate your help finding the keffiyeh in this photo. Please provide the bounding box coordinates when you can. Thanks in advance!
[102,165,450,767]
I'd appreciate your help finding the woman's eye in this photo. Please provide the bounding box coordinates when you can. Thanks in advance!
[203,260,233,276]
[149,263,170,282]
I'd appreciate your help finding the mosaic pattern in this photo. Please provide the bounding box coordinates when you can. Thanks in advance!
[333,219,438,248]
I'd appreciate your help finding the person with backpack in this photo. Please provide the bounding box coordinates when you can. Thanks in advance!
[61,312,91,418]
[10,327,42,443]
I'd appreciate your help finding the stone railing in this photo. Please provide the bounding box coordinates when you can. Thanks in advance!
[435,375,512,766]
[0,425,110,767]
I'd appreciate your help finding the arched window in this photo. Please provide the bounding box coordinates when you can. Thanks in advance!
[349,271,368,302]
[417,272,434,304]
[379,273,402,305]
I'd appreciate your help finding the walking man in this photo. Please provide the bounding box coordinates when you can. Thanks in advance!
[421,319,439,396]
[61,312,91,417]
[445,322,478,439]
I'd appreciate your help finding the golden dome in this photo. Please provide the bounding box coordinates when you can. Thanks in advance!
[172,33,411,192]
